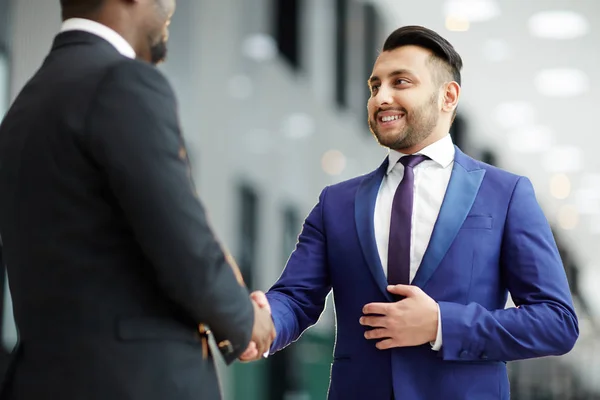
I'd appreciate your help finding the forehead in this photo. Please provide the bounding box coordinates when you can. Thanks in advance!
[371,45,434,81]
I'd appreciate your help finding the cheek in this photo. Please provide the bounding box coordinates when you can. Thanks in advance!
[366,99,377,115]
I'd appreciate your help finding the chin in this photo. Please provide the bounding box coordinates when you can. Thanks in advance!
[376,131,406,149]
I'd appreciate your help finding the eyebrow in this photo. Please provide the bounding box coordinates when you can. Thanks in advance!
[368,69,416,86]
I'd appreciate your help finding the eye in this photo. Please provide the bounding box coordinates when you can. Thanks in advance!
[370,84,380,94]
[395,78,408,85]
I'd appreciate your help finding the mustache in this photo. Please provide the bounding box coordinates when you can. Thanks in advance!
[374,107,408,119]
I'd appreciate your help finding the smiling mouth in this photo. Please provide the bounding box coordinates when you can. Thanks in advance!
[378,114,405,125]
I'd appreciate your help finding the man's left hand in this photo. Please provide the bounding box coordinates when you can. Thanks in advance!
[360,285,439,349]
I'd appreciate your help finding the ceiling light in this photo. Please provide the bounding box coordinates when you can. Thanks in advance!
[445,15,470,32]
[444,0,500,22]
[529,11,589,40]
[242,34,277,62]
[507,125,553,153]
[282,113,315,140]
[557,204,579,230]
[534,68,590,97]
[493,101,536,130]
[482,39,510,63]
[541,146,583,173]
[322,150,347,176]
[550,174,571,200]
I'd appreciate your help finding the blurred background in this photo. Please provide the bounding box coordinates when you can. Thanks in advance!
[0,0,599,399]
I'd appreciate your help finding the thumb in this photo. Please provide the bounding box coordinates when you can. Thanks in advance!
[387,284,417,296]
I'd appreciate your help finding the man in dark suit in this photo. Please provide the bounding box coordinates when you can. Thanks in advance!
[0,0,275,399]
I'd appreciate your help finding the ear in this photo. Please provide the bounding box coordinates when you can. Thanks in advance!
[442,81,460,115]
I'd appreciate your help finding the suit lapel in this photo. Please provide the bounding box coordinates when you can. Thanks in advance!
[411,147,486,289]
[355,158,394,301]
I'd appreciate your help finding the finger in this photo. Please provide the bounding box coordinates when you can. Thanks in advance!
[251,291,271,313]
[359,316,386,328]
[239,342,258,360]
[362,302,389,315]
[241,341,256,355]
[256,343,269,358]
[245,341,257,353]
[364,328,390,340]
[375,338,397,350]
[250,291,267,305]
[239,348,259,362]
[387,284,419,297]
[254,336,270,355]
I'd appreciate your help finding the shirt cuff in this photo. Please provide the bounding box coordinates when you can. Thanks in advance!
[430,304,443,351]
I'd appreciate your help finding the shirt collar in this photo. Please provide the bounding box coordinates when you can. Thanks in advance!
[386,134,455,175]
[60,18,136,59]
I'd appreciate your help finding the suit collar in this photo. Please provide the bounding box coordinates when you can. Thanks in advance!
[355,158,394,301]
[411,146,485,288]
[61,18,136,59]
[453,145,483,172]
[355,146,485,296]
[51,30,123,57]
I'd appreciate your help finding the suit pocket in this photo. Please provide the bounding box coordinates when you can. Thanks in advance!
[116,316,201,344]
[462,215,493,230]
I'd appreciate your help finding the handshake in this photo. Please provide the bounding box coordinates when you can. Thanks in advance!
[240,291,275,362]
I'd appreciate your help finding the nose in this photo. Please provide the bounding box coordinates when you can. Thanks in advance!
[374,85,393,107]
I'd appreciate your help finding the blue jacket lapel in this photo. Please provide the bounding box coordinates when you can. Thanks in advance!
[412,147,486,289]
[355,158,394,301]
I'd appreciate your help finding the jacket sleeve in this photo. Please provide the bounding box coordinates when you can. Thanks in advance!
[438,177,579,362]
[86,60,253,363]
[266,187,332,354]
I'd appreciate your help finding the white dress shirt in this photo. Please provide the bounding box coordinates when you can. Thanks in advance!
[60,18,136,59]
[374,134,455,350]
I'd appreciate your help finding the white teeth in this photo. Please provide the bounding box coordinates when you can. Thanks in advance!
[381,115,401,122]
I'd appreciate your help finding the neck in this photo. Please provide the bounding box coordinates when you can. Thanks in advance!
[399,126,450,155]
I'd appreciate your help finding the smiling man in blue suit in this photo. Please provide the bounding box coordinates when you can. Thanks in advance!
[242,25,578,399]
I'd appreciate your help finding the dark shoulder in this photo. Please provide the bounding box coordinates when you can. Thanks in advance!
[99,59,175,100]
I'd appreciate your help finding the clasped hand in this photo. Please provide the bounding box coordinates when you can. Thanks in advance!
[360,284,439,349]
[239,291,275,362]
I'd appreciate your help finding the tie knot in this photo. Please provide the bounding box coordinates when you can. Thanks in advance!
[399,154,429,169]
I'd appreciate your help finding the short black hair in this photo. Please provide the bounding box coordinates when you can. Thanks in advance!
[60,0,105,18]
[382,25,462,87]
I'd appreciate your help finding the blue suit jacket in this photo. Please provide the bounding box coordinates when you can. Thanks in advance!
[266,147,578,400]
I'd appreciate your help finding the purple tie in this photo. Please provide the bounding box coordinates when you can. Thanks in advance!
[387,154,429,286]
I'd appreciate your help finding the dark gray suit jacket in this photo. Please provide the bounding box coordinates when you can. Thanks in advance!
[0,30,254,400]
